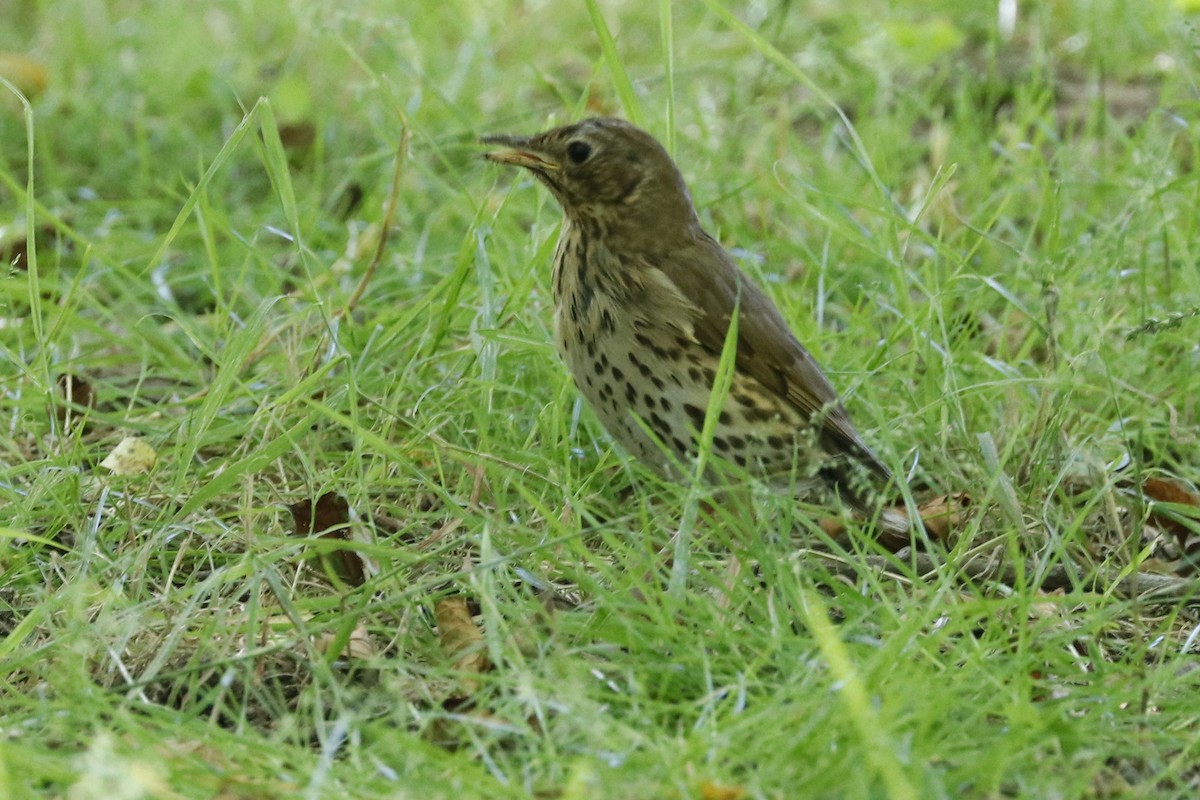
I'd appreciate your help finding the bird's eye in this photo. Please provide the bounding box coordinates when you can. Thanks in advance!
[566,141,592,165]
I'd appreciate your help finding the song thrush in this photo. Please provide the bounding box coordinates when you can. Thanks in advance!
[483,118,906,535]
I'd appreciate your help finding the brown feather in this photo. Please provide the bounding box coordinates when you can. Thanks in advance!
[657,232,892,483]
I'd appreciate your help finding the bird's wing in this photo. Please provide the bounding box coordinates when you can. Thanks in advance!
[655,233,890,481]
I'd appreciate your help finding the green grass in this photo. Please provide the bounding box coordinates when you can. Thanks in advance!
[3,0,1200,797]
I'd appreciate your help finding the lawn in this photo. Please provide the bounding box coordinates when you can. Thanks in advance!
[3,0,1200,797]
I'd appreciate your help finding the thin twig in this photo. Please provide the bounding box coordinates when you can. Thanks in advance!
[816,549,1200,605]
[338,126,411,319]
[302,125,411,380]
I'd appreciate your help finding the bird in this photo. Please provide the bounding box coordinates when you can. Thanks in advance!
[482,118,908,538]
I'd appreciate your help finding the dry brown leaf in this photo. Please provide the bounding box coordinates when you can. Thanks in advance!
[344,622,376,659]
[289,492,349,535]
[1,231,30,271]
[1142,477,1200,550]
[100,436,157,475]
[918,492,971,541]
[0,221,59,271]
[1136,557,1182,576]
[817,516,846,538]
[816,492,969,549]
[313,622,376,660]
[56,373,95,432]
[277,120,316,152]
[435,595,490,693]
[0,52,48,100]
[419,516,465,551]
[1027,587,1067,620]
[288,492,366,587]
[699,781,747,800]
[332,182,365,220]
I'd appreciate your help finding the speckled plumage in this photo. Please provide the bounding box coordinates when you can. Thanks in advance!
[484,118,905,532]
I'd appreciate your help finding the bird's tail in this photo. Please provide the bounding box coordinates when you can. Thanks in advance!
[824,460,914,550]
[875,506,913,550]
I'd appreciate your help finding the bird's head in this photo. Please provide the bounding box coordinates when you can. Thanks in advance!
[483,118,699,238]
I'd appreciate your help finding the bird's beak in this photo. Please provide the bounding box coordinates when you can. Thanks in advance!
[480,133,561,172]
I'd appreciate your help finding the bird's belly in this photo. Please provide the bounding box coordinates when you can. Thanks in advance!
[555,301,813,479]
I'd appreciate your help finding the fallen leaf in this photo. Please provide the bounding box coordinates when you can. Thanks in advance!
[332,181,365,219]
[435,595,490,694]
[700,781,746,800]
[100,436,157,476]
[1,231,29,270]
[342,622,376,659]
[0,221,58,270]
[277,120,316,152]
[313,622,376,660]
[816,492,970,549]
[1142,477,1200,550]
[1028,588,1067,620]
[288,492,366,588]
[55,373,95,432]
[817,516,846,538]
[918,492,971,541]
[0,52,48,100]
[289,492,349,536]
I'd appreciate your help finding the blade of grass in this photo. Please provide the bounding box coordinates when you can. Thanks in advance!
[145,97,289,277]
[584,0,644,126]
[658,0,676,155]
[256,98,305,254]
[802,588,918,800]
[2,77,48,393]
[669,299,740,598]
